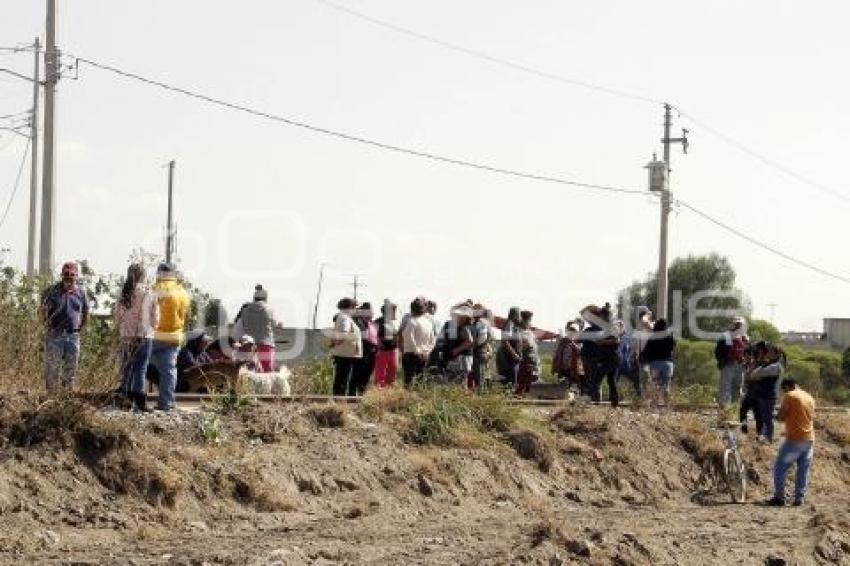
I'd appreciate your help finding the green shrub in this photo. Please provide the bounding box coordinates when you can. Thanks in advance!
[289,357,334,395]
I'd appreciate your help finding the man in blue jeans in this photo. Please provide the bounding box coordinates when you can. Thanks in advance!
[40,261,89,391]
[767,379,816,507]
[150,263,190,411]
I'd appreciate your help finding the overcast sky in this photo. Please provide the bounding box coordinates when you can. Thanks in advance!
[1,0,849,333]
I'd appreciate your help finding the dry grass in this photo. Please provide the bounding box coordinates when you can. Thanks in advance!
[526,496,566,547]
[230,470,297,512]
[676,415,725,472]
[359,387,415,420]
[818,414,850,447]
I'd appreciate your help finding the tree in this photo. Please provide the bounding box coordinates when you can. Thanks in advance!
[843,347,850,378]
[748,319,781,344]
[618,253,751,339]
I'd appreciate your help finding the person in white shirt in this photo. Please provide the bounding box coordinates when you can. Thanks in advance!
[401,297,436,386]
[330,298,362,395]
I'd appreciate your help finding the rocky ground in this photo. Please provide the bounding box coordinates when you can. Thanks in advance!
[0,392,848,565]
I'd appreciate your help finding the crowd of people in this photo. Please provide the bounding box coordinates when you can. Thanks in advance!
[40,261,281,411]
[39,260,817,507]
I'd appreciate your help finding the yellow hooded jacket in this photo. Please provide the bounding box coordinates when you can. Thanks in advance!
[153,278,191,345]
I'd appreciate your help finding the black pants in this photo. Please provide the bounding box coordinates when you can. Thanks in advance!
[739,393,762,433]
[587,357,620,407]
[332,356,355,396]
[401,352,426,386]
[496,348,519,386]
[350,347,376,396]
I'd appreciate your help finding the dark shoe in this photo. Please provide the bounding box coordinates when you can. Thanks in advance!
[765,497,785,507]
[740,423,748,434]
[792,499,804,507]
[132,392,152,413]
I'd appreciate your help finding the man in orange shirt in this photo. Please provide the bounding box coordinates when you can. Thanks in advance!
[767,379,815,506]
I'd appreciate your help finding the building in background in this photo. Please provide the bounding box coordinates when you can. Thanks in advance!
[823,318,850,350]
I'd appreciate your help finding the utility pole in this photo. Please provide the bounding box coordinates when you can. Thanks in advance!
[26,37,40,277]
[39,0,58,275]
[655,103,688,319]
[165,160,175,264]
[311,262,327,329]
[350,274,365,303]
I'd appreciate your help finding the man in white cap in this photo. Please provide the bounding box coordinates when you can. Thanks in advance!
[715,316,749,409]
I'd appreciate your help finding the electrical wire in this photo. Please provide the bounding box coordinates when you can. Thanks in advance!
[676,198,850,284]
[318,1,850,205]
[0,137,31,232]
[315,0,664,106]
[72,56,850,285]
[675,107,850,205]
[74,56,646,197]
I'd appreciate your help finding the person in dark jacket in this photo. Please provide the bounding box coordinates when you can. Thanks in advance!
[640,319,677,405]
[580,304,621,407]
[744,343,785,442]
[350,302,378,396]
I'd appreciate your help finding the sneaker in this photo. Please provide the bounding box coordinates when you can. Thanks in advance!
[765,497,785,507]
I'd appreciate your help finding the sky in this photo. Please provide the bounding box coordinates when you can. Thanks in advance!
[1,0,849,333]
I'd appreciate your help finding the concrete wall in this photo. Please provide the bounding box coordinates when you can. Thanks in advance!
[272,327,557,367]
[823,319,850,350]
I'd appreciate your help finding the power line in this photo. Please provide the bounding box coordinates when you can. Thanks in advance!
[73,56,646,197]
[675,107,850,205]
[318,1,850,205]
[676,198,850,284]
[71,56,850,286]
[315,0,663,107]
[0,137,31,232]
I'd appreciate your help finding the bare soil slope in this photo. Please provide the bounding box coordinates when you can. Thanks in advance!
[0,394,848,565]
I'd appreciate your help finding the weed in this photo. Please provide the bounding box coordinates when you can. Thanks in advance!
[211,387,251,415]
[359,387,414,420]
[199,414,222,444]
[289,357,334,395]
[507,428,553,472]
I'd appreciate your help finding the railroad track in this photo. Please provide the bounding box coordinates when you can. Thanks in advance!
[66,390,850,413]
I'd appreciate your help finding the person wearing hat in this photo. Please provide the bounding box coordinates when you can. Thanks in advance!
[40,261,89,391]
[149,262,191,411]
[715,316,750,409]
[232,284,278,373]
[177,330,214,380]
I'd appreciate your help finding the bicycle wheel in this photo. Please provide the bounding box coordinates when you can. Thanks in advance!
[723,449,747,503]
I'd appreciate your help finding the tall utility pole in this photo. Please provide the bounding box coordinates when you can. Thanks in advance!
[26,37,40,277]
[39,0,58,276]
[350,274,365,302]
[311,262,327,329]
[655,103,688,319]
[165,160,175,264]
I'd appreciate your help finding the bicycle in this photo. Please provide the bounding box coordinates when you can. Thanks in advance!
[720,421,747,503]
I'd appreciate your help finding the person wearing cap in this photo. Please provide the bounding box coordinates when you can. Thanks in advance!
[439,303,474,383]
[232,284,278,373]
[715,317,750,409]
[113,262,158,411]
[149,262,191,410]
[350,302,378,396]
[40,261,90,391]
[374,300,400,388]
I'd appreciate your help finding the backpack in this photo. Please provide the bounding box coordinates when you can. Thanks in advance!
[714,336,731,368]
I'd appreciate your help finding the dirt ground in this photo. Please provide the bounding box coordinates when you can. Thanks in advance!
[0,394,849,565]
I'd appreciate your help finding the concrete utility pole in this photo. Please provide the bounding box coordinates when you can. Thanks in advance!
[165,160,175,264]
[39,0,58,275]
[350,274,365,303]
[26,37,40,277]
[655,103,688,319]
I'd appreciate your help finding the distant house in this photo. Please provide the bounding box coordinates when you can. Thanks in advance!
[823,318,850,350]
[781,331,826,345]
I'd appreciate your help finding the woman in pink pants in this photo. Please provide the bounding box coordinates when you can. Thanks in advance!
[374,300,400,387]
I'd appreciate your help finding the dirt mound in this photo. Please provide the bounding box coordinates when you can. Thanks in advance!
[0,393,848,564]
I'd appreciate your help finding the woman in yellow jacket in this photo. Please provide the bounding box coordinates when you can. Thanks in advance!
[150,263,191,411]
